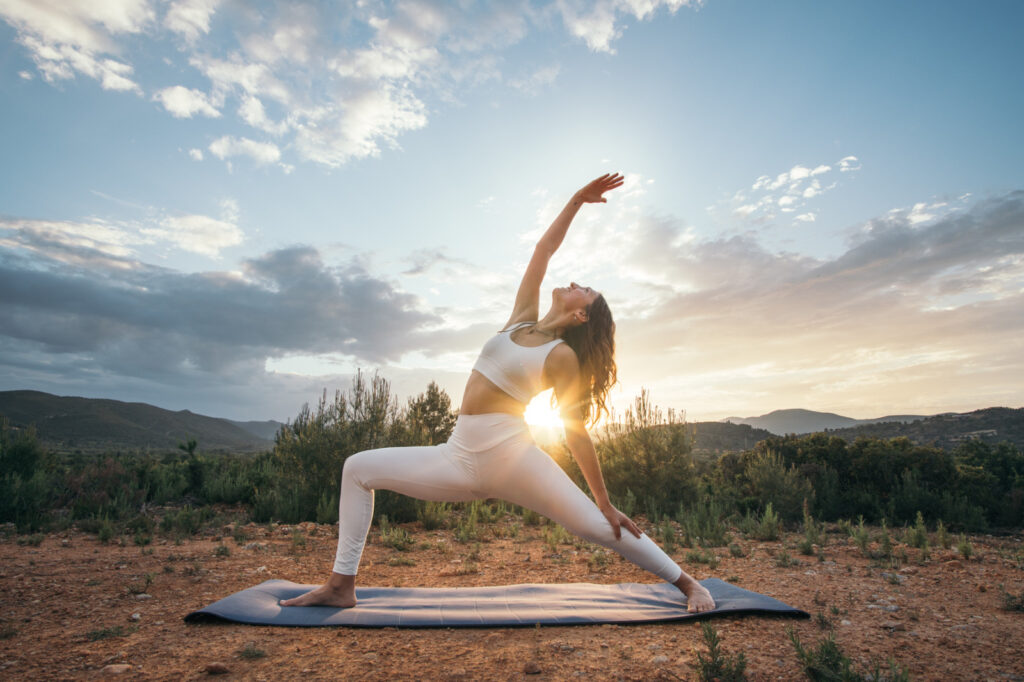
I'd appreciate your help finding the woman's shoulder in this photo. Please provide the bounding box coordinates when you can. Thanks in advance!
[545,342,580,370]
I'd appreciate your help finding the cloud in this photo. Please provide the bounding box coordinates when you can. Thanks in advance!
[188,148,204,161]
[728,156,854,223]
[164,0,221,43]
[208,135,281,166]
[152,85,221,118]
[0,0,150,91]
[141,214,243,258]
[613,190,1024,416]
[556,0,698,53]
[507,64,560,96]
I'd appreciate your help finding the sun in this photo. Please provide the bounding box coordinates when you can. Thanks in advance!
[523,390,564,429]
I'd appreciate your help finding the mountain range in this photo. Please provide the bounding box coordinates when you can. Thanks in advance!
[1,390,1020,455]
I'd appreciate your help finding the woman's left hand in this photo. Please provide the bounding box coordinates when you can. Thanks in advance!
[599,503,643,540]
[576,173,625,204]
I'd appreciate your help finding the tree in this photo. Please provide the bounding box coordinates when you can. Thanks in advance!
[406,382,457,446]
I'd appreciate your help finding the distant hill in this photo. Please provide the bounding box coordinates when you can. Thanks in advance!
[824,407,1024,450]
[723,408,927,435]
[0,390,279,454]
[687,421,775,455]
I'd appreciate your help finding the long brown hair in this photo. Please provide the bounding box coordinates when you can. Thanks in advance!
[561,294,617,426]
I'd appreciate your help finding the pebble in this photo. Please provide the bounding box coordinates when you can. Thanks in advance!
[524,661,542,674]
[134,593,152,601]
[652,655,669,664]
[100,664,132,675]
[129,613,141,622]
[880,621,906,632]
[841,620,852,626]
[205,662,230,675]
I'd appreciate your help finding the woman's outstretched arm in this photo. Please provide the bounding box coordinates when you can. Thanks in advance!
[548,344,642,540]
[507,173,624,325]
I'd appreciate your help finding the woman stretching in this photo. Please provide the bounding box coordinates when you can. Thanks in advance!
[282,174,716,613]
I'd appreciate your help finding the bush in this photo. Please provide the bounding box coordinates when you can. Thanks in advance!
[743,450,814,523]
[696,621,747,681]
[417,501,452,530]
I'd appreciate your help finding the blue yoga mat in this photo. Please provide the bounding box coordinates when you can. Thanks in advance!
[184,579,807,628]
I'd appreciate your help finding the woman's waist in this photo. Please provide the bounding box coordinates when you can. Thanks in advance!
[449,411,532,453]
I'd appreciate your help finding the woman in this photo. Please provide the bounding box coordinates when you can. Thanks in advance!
[282,174,716,613]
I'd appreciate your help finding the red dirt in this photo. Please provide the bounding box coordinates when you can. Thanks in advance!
[1,517,1022,680]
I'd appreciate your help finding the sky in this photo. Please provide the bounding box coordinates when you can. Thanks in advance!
[1,0,1023,426]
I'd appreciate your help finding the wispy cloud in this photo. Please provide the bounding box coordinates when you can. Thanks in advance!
[723,156,857,224]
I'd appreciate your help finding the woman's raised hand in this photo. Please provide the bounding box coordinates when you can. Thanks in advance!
[576,173,625,204]
[599,502,643,540]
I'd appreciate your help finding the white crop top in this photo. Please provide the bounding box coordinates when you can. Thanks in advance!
[471,321,564,403]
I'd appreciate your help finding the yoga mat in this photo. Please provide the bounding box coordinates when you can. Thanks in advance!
[184,579,808,628]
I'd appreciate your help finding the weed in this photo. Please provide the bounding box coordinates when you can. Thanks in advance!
[726,575,740,583]
[686,549,720,569]
[418,501,451,530]
[775,549,798,568]
[906,511,929,550]
[509,522,521,539]
[588,549,609,572]
[465,542,482,562]
[658,519,677,554]
[521,506,543,526]
[290,528,307,550]
[163,565,175,574]
[677,496,732,548]
[98,516,115,544]
[378,518,413,551]
[999,584,1024,611]
[957,534,974,560]
[836,518,853,536]
[936,519,950,549]
[183,562,203,577]
[788,627,910,682]
[454,507,480,543]
[453,560,479,575]
[16,533,44,546]
[214,544,230,557]
[695,621,747,681]
[853,516,870,554]
[798,537,815,556]
[87,625,137,641]
[238,642,266,659]
[815,610,833,630]
[728,543,746,558]
[133,532,152,547]
[543,524,571,552]
[879,520,893,558]
[127,573,154,595]
[802,499,823,546]
[752,503,780,542]
[388,556,417,567]
[232,525,250,545]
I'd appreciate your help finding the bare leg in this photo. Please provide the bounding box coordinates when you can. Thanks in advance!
[280,572,356,608]
[673,571,715,613]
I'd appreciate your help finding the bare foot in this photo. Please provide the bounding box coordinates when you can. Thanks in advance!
[674,574,716,613]
[279,583,356,608]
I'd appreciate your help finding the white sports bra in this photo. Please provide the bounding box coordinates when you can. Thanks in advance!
[471,321,564,403]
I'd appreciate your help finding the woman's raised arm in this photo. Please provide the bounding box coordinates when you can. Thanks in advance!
[506,173,624,326]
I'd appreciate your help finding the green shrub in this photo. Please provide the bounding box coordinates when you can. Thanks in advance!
[378,516,413,551]
[749,503,781,542]
[678,495,731,547]
[417,501,452,530]
[999,585,1024,611]
[956,534,973,560]
[454,506,480,543]
[695,621,747,681]
[788,627,910,682]
[744,450,814,523]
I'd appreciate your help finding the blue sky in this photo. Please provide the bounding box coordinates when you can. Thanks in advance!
[1,0,1022,424]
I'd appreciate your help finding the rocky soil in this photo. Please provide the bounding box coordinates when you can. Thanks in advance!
[1,515,1022,680]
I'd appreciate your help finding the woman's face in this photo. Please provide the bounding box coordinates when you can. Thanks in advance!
[555,281,600,310]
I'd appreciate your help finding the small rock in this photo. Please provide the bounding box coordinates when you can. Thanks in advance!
[883,605,899,612]
[205,662,230,675]
[977,583,987,592]
[129,613,141,622]
[524,661,542,675]
[134,593,152,601]
[840,620,852,626]
[61,539,69,547]
[100,664,132,675]
[255,566,268,574]
[647,644,662,650]
[652,655,669,664]
[881,621,906,632]
[363,653,378,661]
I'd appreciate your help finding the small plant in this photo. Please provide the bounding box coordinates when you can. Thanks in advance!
[658,519,677,554]
[233,525,250,545]
[133,532,152,547]
[802,499,823,546]
[417,501,452,530]
[378,517,413,551]
[543,524,570,552]
[183,562,203,577]
[388,556,417,567]
[879,520,893,558]
[685,549,720,569]
[695,621,747,681]
[853,516,870,554]
[936,519,950,549]
[87,625,137,641]
[16,533,45,547]
[127,573,154,595]
[999,584,1024,611]
[836,518,853,536]
[957,534,974,560]
[798,537,815,556]
[815,610,833,630]
[726,575,740,583]
[98,516,115,544]
[789,627,910,682]
[454,507,480,543]
[508,522,521,539]
[728,543,746,558]
[906,511,929,550]
[752,503,780,542]
[290,528,307,550]
[214,544,230,557]
[238,642,266,659]
[453,560,479,575]
[521,506,543,526]
[588,549,609,572]
[775,549,798,568]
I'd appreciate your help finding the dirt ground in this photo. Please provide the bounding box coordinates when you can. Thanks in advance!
[1,514,1022,681]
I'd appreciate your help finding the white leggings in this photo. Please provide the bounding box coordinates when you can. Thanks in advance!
[333,413,683,583]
